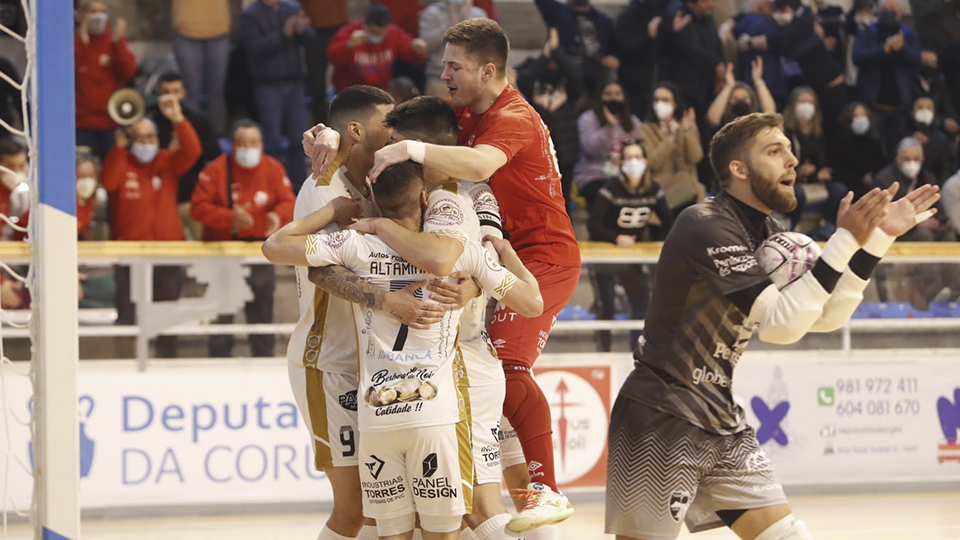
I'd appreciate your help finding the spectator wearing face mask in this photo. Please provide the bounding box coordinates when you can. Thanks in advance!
[74,0,137,160]
[706,58,776,130]
[909,0,960,116]
[420,0,488,98]
[191,120,295,358]
[102,95,201,358]
[516,28,583,213]
[828,101,887,199]
[844,0,878,87]
[149,71,223,240]
[13,153,100,241]
[904,97,958,184]
[587,139,673,352]
[575,81,642,207]
[328,3,428,92]
[853,0,922,152]
[639,82,704,213]
[0,137,27,231]
[912,52,960,137]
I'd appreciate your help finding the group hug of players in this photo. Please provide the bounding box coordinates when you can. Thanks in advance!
[258,17,940,540]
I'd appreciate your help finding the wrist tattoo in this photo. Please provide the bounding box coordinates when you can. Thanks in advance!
[308,265,384,310]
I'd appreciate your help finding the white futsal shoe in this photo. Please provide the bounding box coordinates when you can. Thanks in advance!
[507,482,575,532]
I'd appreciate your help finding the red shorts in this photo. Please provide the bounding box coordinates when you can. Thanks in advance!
[488,260,580,368]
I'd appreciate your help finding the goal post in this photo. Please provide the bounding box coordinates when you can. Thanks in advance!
[31,0,80,538]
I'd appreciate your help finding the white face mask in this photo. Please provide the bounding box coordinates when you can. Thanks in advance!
[235,147,262,169]
[77,176,98,201]
[899,159,922,179]
[87,13,108,36]
[773,11,793,25]
[795,102,816,122]
[1,171,25,191]
[621,158,647,180]
[9,183,29,217]
[367,32,385,45]
[653,101,675,121]
[851,116,870,135]
[130,143,159,164]
[914,109,934,125]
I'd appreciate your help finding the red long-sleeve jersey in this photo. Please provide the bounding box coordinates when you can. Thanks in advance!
[327,21,427,90]
[190,153,295,241]
[75,29,138,130]
[101,120,201,240]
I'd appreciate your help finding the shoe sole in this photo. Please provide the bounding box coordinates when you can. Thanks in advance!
[506,507,575,533]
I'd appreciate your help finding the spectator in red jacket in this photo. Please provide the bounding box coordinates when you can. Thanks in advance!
[102,95,201,358]
[13,153,99,241]
[192,120,295,358]
[75,0,137,160]
[327,3,428,92]
[0,137,27,237]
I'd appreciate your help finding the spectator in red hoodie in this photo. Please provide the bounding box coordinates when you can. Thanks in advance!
[327,3,428,92]
[13,153,99,241]
[74,0,137,160]
[102,95,201,358]
[192,120,295,357]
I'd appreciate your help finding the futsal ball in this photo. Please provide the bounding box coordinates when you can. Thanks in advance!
[756,231,822,289]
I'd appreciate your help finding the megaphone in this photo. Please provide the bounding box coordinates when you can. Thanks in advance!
[107,88,146,126]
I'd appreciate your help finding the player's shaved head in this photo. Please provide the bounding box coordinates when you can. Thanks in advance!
[328,85,396,133]
[373,161,425,221]
[443,18,509,77]
[384,96,459,146]
[710,112,784,188]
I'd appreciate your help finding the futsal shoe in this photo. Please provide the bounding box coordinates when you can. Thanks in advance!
[507,482,575,532]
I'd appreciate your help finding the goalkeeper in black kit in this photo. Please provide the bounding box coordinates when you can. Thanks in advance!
[605,113,939,540]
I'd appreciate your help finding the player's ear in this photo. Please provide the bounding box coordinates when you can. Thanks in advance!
[347,121,363,143]
[482,62,496,83]
[729,159,748,181]
[419,190,427,210]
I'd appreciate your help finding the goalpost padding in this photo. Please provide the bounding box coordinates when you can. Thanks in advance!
[32,1,79,539]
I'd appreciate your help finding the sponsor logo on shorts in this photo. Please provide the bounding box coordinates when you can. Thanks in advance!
[669,490,691,522]
[412,475,459,498]
[362,475,406,503]
[365,454,385,480]
[422,453,438,478]
[480,444,500,465]
[339,390,358,411]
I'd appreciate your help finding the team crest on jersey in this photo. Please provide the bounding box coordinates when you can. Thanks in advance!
[669,490,692,522]
[321,229,351,249]
[483,250,502,271]
[425,199,463,226]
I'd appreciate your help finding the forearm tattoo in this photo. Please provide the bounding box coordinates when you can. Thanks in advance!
[308,265,383,310]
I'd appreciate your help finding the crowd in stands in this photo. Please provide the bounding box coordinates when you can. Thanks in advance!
[0,0,958,352]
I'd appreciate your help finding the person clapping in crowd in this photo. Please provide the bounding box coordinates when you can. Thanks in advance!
[829,101,887,199]
[575,81,642,207]
[191,120,295,358]
[587,139,673,352]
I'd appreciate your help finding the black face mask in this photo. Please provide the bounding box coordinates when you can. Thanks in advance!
[541,68,563,86]
[603,100,625,114]
[919,64,939,80]
[731,101,752,117]
[572,0,590,7]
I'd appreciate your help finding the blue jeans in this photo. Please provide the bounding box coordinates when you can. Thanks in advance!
[173,33,230,135]
[253,82,308,192]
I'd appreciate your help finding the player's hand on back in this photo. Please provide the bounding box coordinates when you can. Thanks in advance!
[327,196,361,228]
[369,141,414,182]
[349,217,383,234]
[835,187,891,245]
[384,281,445,329]
[878,183,940,237]
[426,271,479,310]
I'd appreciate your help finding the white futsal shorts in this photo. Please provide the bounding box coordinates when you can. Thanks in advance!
[287,362,359,468]
[498,415,526,469]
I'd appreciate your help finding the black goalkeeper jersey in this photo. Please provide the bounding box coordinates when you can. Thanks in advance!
[619,192,785,434]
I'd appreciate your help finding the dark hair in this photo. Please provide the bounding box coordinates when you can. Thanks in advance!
[619,138,646,161]
[385,96,458,146]
[443,18,509,77]
[366,3,390,27]
[592,81,635,132]
[647,82,684,122]
[231,119,262,142]
[837,100,876,136]
[373,161,424,219]
[158,71,183,85]
[0,137,26,159]
[782,86,822,138]
[709,112,783,188]
[328,85,395,133]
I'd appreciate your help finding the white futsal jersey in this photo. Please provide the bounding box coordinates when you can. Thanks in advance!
[304,229,517,432]
[287,162,380,374]
[423,181,505,387]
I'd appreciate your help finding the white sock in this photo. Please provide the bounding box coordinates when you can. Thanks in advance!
[460,527,479,540]
[412,528,424,540]
[475,513,516,540]
[356,525,378,540]
[521,525,557,540]
[317,525,354,540]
